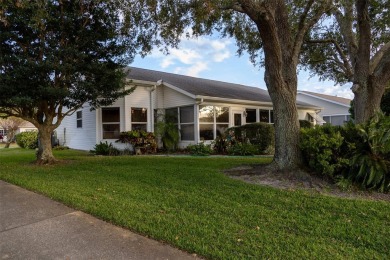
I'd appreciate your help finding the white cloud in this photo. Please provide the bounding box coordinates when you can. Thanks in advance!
[148,35,232,77]
[174,62,209,77]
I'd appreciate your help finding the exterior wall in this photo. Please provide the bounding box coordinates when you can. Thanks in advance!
[162,87,195,108]
[56,85,323,151]
[297,93,350,118]
[56,105,97,150]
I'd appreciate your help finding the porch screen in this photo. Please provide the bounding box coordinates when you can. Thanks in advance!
[199,106,229,140]
[102,107,120,139]
[180,106,194,141]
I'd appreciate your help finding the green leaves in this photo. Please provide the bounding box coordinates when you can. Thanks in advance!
[350,112,390,192]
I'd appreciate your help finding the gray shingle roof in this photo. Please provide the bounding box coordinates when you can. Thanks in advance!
[126,67,317,107]
[299,91,351,106]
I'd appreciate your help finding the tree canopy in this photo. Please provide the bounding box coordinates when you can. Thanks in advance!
[301,0,390,123]
[0,0,141,163]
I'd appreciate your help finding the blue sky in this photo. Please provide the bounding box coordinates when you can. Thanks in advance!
[131,34,354,99]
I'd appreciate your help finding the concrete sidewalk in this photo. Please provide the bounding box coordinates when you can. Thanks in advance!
[0,181,199,259]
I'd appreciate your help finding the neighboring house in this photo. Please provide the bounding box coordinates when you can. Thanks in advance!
[0,120,36,142]
[297,90,352,126]
[57,67,322,150]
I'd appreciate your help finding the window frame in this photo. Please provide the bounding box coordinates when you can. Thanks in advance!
[199,105,229,141]
[131,107,148,131]
[102,107,120,139]
[76,111,82,128]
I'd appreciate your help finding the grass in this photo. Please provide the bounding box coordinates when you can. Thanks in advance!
[0,148,389,259]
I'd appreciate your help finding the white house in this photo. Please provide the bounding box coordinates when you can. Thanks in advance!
[56,67,322,150]
[0,120,36,143]
[297,91,351,126]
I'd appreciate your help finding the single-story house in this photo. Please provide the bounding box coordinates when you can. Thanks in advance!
[56,67,322,150]
[0,120,36,142]
[297,90,351,126]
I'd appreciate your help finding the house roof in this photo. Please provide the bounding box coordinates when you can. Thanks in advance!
[298,90,351,107]
[126,67,317,108]
[20,121,35,128]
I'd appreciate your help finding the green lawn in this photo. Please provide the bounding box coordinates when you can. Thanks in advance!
[0,149,389,259]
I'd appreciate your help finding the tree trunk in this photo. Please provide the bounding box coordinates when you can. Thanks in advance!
[4,130,15,148]
[251,1,302,171]
[353,78,387,123]
[36,127,56,164]
[266,74,302,170]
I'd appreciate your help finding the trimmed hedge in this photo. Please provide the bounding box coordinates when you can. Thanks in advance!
[15,131,38,149]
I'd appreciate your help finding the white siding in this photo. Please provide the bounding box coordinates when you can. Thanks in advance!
[56,105,97,150]
[297,94,349,117]
[124,86,152,131]
[163,87,194,108]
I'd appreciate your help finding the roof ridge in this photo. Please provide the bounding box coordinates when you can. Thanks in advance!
[127,66,266,92]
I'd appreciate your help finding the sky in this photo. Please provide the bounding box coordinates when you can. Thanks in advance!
[131,34,354,99]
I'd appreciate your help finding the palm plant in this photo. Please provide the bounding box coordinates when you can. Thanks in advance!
[349,113,390,192]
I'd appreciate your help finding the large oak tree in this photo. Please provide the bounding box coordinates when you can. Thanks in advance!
[128,0,332,170]
[302,0,390,123]
[0,0,142,164]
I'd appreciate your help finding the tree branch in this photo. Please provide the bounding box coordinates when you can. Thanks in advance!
[292,0,332,62]
[370,41,390,74]
[219,1,246,13]
[332,3,358,63]
[307,39,354,80]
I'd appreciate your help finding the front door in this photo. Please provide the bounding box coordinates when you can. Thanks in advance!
[234,113,242,126]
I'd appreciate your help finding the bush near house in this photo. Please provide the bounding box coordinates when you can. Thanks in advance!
[300,113,390,192]
[117,130,157,154]
[187,142,213,156]
[300,125,349,177]
[90,141,121,156]
[299,119,313,128]
[15,131,38,149]
[221,123,274,155]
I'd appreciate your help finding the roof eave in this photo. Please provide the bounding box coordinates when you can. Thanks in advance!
[297,91,350,108]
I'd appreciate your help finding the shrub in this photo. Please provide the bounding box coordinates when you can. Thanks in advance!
[299,120,313,128]
[53,146,69,150]
[15,131,38,149]
[227,123,274,154]
[227,143,258,156]
[154,113,180,151]
[347,113,390,192]
[212,135,228,154]
[300,125,349,178]
[117,130,157,154]
[187,143,213,156]
[90,141,120,156]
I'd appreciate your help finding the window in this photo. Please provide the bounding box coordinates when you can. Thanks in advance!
[323,116,331,124]
[199,106,229,140]
[259,109,274,123]
[179,106,194,141]
[163,106,194,141]
[102,107,120,139]
[76,111,82,128]
[323,115,349,126]
[131,107,147,131]
[245,109,256,123]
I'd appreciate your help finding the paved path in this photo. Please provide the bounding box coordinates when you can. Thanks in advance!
[0,181,199,259]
